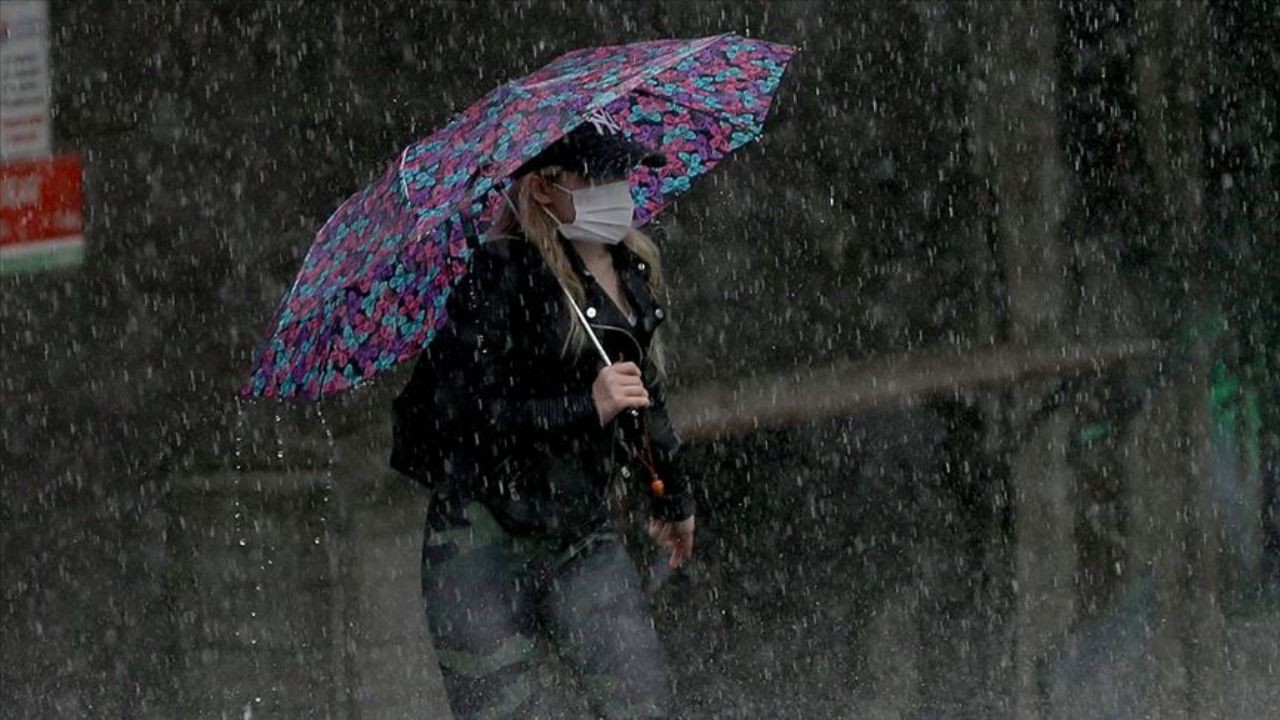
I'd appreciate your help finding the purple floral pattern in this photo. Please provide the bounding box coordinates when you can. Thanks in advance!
[244,33,796,399]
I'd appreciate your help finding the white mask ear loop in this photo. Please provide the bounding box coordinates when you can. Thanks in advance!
[540,203,565,227]
[500,188,519,215]
[547,183,576,223]
[534,178,572,226]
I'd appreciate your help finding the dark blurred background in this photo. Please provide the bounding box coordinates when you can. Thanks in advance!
[1,0,1276,717]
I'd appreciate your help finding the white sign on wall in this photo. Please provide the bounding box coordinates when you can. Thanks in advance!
[0,0,52,161]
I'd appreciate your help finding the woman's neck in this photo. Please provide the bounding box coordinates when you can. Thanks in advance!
[569,238,613,266]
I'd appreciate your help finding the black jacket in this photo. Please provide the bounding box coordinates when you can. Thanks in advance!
[390,231,695,528]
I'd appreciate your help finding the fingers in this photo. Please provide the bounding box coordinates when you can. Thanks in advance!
[647,519,675,548]
[647,518,662,541]
[670,525,694,569]
[606,367,648,391]
[676,533,693,568]
[611,361,642,376]
[613,384,650,408]
[597,363,651,415]
[668,542,690,570]
[612,379,647,395]
[646,518,663,539]
[603,367,642,382]
[649,518,695,570]
[599,362,642,382]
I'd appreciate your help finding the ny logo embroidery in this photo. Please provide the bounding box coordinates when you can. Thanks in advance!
[585,108,622,136]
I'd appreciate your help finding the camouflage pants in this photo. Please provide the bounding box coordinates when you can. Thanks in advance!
[421,491,674,719]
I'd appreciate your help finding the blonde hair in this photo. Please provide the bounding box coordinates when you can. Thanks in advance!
[488,165,668,378]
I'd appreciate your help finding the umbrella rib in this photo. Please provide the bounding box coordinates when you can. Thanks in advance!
[519,34,725,92]
[626,85,765,133]
[396,144,415,204]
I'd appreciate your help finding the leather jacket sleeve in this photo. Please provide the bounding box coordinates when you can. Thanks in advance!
[643,361,696,521]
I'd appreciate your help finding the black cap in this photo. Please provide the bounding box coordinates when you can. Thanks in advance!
[514,109,666,179]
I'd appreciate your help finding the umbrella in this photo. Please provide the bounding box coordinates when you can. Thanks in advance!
[243,33,796,400]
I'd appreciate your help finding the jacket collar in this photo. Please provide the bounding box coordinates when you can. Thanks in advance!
[555,233,663,343]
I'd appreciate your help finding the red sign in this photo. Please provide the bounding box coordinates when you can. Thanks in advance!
[0,152,83,273]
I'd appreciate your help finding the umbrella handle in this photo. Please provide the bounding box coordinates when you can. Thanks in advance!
[560,282,612,367]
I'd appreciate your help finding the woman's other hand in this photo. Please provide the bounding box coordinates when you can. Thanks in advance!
[647,516,695,570]
[592,361,650,425]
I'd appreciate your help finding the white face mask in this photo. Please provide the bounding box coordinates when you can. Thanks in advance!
[542,180,635,245]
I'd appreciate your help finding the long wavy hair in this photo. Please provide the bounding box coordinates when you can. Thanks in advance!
[487,165,668,378]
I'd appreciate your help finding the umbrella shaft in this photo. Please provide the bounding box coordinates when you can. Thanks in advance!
[561,283,612,366]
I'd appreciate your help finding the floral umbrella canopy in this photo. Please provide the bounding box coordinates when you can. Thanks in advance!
[244,33,796,400]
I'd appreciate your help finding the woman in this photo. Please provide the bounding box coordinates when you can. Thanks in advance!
[390,112,696,719]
